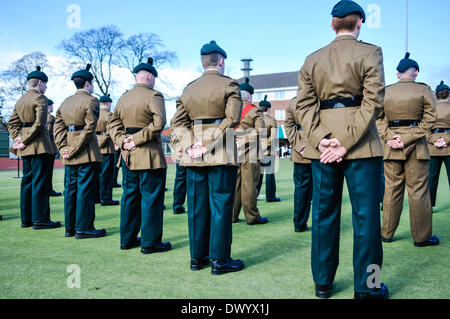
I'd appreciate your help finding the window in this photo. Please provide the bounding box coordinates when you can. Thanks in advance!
[274,109,285,121]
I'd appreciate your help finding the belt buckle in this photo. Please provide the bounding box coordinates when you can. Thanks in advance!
[334,102,346,109]
[68,125,75,132]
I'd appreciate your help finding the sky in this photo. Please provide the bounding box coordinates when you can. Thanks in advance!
[1,0,449,120]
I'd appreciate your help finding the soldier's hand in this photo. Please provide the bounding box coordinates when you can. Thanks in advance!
[123,137,136,152]
[13,139,26,150]
[62,150,70,159]
[299,145,306,156]
[320,138,346,164]
[434,138,447,148]
[387,135,404,149]
[114,145,120,151]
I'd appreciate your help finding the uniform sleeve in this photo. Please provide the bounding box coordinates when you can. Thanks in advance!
[99,111,113,148]
[295,61,332,149]
[399,86,437,146]
[334,46,386,152]
[53,108,68,151]
[47,114,55,136]
[7,108,22,140]
[284,101,297,147]
[170,96,195,153]
[132,92,166,147]
[109,104,127,149]
[20,94,48,145]
[376,106,396,142]
[67,98,99,158]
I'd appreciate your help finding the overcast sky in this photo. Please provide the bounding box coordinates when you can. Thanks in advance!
[1,0,449,120]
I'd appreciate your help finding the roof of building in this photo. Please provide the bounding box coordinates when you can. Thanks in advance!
[237,71,298,90]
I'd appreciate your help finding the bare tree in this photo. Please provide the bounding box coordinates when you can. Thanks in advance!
[0,52,49,124]
[0,52,49,96]
[118,33,178,76]
[58,25,124,96]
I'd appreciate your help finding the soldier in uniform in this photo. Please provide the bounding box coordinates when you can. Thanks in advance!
[233,78,268,225]
[296,0,389,299]
[171,129,187,215]
[109,58,171,253]
[428,81,450,209]
[256,95,281,202]
[171,40,244,274]
[54,64,106,239]
[46,98,62,197]
[284,96,312,232]
[96,94,119,206]
[377,53,438,247]
[8,66,61,230]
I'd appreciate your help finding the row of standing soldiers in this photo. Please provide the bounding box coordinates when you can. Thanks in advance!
[5,0,450,299]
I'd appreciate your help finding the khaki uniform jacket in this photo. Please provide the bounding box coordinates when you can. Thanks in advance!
[96,107,115,155]
[427,100,450,157]
[295,34,385,160]
[261,113,277,157]
[47,113,58,154]
[285,97,311,164]
[377,79,437,160]
[170,70,243,167]
[8,89,53,157]
[54,90,103,165]
[109,83,167,170]
[236,104,264,164]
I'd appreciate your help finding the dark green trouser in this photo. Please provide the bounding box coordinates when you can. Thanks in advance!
[64,163,97,231]
[429,156,450,207]
[293,163,312,229]
[120,161,166,248]
[113,150,121,185]
[311,158,383,293]
[46,155,56,192]
[256,160,277,199]
[99,153,114,201]
[173,163,186,212]
[21,154,53,224]
[186,165,238,261]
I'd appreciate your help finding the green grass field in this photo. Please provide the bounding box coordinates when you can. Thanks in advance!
[0,159,449,299]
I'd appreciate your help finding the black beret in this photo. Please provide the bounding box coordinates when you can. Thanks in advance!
[27,66,48,82]
[240,77,254,95]
[396,52,420,73]
[71,64,94,82]
[436,81,450,93]
[331,0,366,23]
[200,40,227,59]
[259,95,271,108]
[133,57,158,77]
[47,98,54,105]
[99,94,113,103]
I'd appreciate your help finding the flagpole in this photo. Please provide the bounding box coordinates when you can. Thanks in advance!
[405,0,409,53]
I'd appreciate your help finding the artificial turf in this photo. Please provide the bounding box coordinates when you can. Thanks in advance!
[0,159,449,299]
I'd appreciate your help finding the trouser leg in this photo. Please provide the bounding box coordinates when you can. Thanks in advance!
[186,166,211,259]
[31,154,51,223]
[428,157,442,207]
[344,158,383,293]
[381,160,405,240]
[293,163,312,229]
[120,162,141,247]
[404,153,432,242]
[75,163,96,231]
[140,168,166,248]
[208,165,238,260]
[173,163,187,212]
[20,156,33,224]
[64,165,78,231]
[100,154,114,201]
[240,162,260,223]
[310,160,344,286]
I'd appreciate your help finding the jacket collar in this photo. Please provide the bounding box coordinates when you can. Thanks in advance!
[75,89,90,95]
[333,34,357,42]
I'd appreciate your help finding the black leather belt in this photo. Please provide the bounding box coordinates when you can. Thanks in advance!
[432,128,450,133]
[96,131,106,135]
[388,120,420,127]
[125,128,142,134]
[319,96,363,110]
[195,118,223,125]
[295,124,303,131]
[22,122,34,127]
[67,125,84,132]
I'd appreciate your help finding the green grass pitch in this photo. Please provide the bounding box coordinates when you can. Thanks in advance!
[0,159,449,299]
